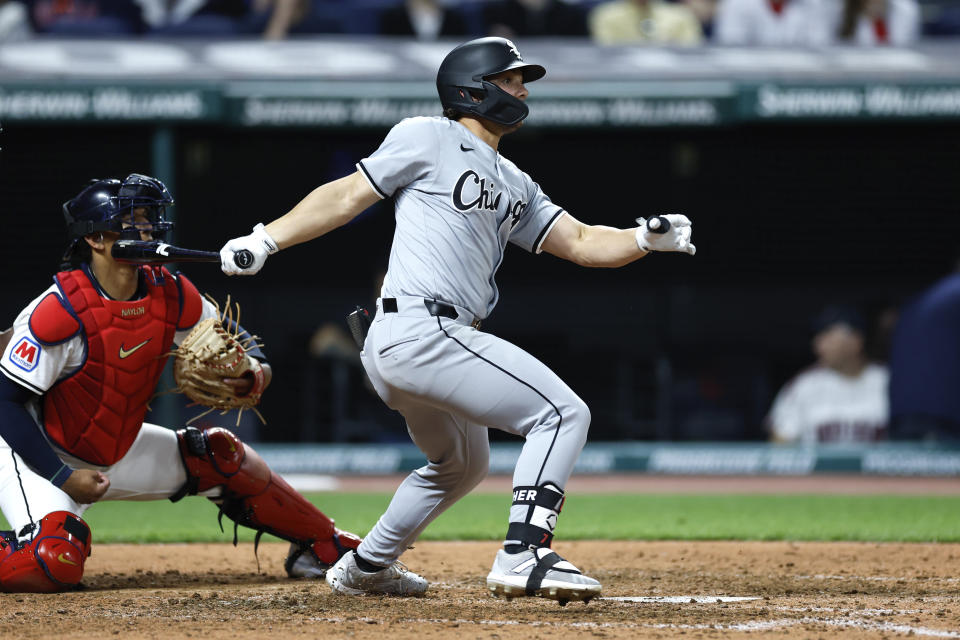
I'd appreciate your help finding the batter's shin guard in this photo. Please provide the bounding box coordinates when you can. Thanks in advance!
[173,427,360,565]
[505,483,565,550]
[0,511,92,593]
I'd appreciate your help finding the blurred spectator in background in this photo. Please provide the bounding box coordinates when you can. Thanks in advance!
[713,0,831,46]
[27,0,143,35]
[25,0,307,36]
[766,304,889,444]
[255,0,310,39]
[484,0,588,38]
[137,0,306,37]
[0,0,29,40]
[378,0,469,39]
[682,0,717,37]
[833,0,919,45]
[888,271,960,443]
[589,0,703,45]
[924,0,960,36]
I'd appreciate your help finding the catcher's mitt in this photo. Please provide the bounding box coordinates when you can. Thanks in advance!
[172,295,266,426]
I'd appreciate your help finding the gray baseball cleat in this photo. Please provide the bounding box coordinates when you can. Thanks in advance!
[486,547,601,605]
[325,551,428,596]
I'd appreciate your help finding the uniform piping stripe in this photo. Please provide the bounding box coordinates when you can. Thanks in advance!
[11,451,37,541]
[533,209,565,254]
[357,161,388,200]
[0,364,45,396]
[435,316,561,486]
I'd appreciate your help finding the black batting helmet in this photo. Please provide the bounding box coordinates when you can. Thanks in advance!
[436,37,546,127]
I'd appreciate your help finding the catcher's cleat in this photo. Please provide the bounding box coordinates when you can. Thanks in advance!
[285,529,362,579]
[325,551,428,596]
[285,543,327,579]
[486,548,601,604]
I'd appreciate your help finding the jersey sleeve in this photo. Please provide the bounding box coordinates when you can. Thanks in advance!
[0,290,84,396]
[174,272,204,331]
[356,117,438,199]
[508,176,566,254]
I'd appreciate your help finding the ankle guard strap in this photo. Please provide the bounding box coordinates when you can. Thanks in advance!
[506,484,565,549]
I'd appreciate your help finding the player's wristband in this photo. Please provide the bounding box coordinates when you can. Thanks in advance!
[252,223,279,255]
[634,223,651,252]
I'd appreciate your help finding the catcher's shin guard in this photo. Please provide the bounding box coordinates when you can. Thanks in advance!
[173,427,359,565]
[0,511,92,593]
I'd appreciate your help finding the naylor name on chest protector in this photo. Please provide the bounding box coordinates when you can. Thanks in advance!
[452,170,527,227]
[37,268,183,466]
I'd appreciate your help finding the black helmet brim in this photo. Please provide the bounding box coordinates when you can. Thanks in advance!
[493,60,545,84]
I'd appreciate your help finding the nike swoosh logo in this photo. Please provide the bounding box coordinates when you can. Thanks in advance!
[119,339,151,359]
[57,553,78,566]
[460,144,474,152]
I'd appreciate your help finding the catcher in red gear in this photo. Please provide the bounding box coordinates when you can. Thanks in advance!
[0,174,359,593]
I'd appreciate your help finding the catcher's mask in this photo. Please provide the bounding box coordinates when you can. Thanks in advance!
[61,173,174,266]
[436,37,545,127]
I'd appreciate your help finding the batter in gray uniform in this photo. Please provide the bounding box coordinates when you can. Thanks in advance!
[220,37,695,604]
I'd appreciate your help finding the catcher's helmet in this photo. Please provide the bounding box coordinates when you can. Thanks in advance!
[437,37,545,126]
[61,173,174,266]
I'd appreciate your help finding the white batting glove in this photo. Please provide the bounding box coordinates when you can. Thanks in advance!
[220,223,279,276]
[635,214,696,256]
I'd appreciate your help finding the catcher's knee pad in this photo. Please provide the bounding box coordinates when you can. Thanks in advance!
[173,426,355,565]
[0,511,92,593]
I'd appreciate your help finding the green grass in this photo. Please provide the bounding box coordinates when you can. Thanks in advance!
[4,493,958,543]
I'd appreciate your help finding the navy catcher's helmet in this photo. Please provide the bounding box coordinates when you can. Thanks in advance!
[436,37,545,126]
[61,173,174,266]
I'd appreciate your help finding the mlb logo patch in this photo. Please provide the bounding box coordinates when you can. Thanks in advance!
[9,336,41,372]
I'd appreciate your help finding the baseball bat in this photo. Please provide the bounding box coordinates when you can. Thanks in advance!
[646,216,671,234]
[112,240,254,269]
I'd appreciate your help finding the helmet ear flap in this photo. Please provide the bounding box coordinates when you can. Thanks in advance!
[436,37,544,127]
[472,80,529,126]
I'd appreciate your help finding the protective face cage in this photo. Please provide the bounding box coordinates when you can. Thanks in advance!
[63,173,174,242]
[60,173,174,267]
[114,173,175,241]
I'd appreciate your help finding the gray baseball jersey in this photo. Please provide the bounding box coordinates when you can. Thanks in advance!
[351,116,591,566]
[357,116,566,320]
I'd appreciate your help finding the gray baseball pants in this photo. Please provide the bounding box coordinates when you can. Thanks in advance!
[356,296,590,566]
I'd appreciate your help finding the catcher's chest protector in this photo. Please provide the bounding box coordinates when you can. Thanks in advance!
[39,268,180,465]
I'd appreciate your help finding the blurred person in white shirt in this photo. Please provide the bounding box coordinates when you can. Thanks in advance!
[834,0,920,46]
[713,0,832,46]
[766,305,889,445]
[0,1,29,41]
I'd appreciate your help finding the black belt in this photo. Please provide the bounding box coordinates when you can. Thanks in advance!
[382,298,481,329]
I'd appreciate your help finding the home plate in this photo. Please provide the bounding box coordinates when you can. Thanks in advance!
[600,596,761,604]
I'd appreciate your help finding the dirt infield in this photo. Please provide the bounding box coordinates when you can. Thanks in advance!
[3,539,959,640]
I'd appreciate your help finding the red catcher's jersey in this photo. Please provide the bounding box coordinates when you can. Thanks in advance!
[38,267,190,465]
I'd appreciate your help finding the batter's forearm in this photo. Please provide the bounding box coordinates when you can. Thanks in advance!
[265,182,358,249]
[264,172,379,250]
[575,225,648,268]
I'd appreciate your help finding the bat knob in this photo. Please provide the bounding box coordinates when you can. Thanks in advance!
[646,216,671,234]
[234,250,254,269]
